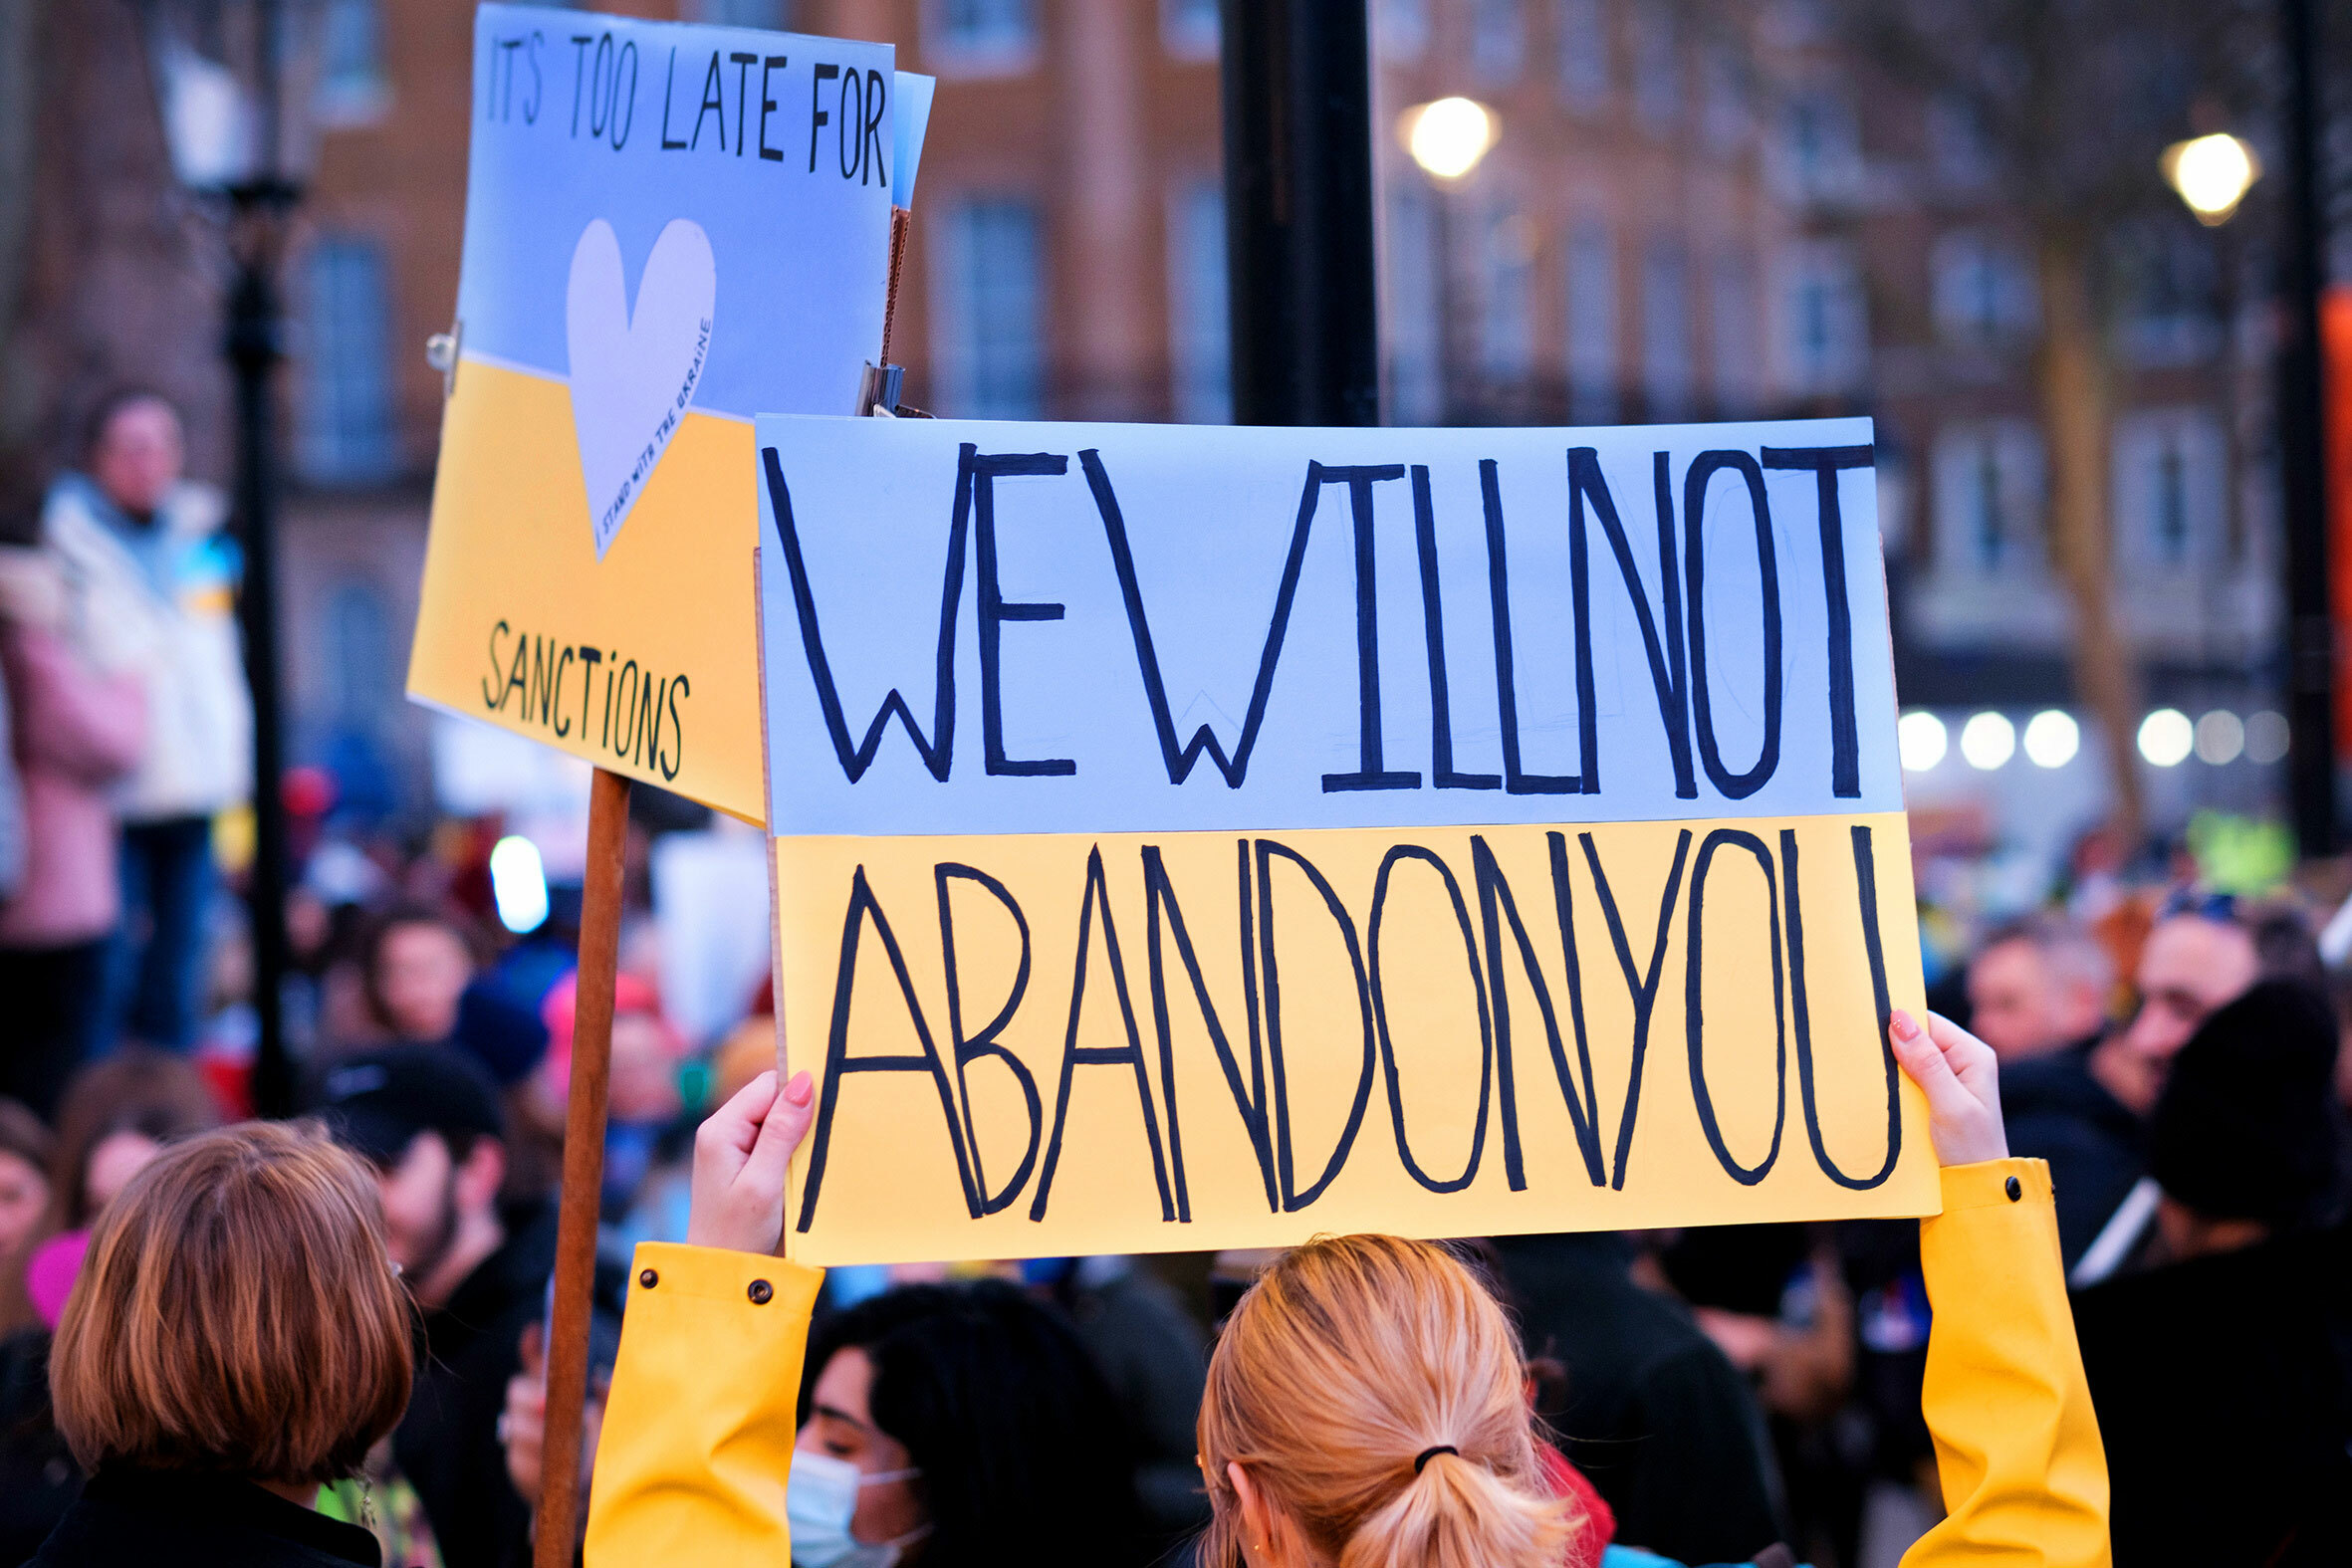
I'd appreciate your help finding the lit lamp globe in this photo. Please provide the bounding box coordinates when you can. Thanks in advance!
[1402,97,1498,180]
[2161,132,2260,227]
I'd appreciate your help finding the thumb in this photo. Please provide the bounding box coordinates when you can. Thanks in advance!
[517,1319,546,1381]
[739,1070,817,1195]
[1889,1008,1962,1105]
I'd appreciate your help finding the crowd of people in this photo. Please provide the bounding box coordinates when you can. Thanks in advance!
[0,389,2346,1568]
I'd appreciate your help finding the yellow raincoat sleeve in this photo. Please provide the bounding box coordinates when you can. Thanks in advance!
[1903,1158,2110,1568]
[583,1241,823,1565]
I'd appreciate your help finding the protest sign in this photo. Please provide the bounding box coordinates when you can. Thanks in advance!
[756,415,1939,1263]
[408,4,914,818]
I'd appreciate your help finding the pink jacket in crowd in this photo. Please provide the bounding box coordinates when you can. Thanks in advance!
[0,624,146,947]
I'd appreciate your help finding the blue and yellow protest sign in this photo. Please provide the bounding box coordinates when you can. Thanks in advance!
[408,4,912,818]
[754,415,1939,1263]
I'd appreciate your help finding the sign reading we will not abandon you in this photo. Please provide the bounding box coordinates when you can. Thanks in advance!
[409,4,929,817]
[758,415,1939,1264]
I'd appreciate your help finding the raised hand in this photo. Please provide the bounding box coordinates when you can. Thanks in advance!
[1888,1009,2009,1167]
[686,1068,817,1255]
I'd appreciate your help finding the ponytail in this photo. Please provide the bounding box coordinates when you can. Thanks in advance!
[1198,1233,1578,1568]
[1337,1445,1570,1568]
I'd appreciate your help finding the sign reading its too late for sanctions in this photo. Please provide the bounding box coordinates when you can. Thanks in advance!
[757,414,1940,1263]
[408,4,918,818]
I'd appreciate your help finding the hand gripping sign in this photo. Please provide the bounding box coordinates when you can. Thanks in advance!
[755,415,1940,1264]
[408,4,926,819]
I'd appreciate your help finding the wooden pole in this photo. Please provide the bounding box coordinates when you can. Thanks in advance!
[534,765,631,1568]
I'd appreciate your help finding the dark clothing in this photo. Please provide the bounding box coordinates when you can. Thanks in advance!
[393,1204,558,1568]
[0,940,106,1119]
[1999,1040,2143,1267]
[107,814,213,1050]
[26,1465,380,1567]
[0,1331,78,1566]
[1061,1259,1211,1534]
[2073,1228,2352,1567]
[1493,1232,1783,1564]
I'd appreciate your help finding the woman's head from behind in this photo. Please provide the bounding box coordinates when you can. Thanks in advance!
[51,1121,413,1488]
[797,1277,1142,1566]
[1199,1233,1572,1568]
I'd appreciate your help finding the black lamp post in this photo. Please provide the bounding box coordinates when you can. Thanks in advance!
[135,0,316,1114]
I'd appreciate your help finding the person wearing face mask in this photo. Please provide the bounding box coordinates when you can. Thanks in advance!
[783,1276,1147,1567]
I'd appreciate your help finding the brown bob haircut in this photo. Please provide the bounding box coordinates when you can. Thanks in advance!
[51,1121,414,1485]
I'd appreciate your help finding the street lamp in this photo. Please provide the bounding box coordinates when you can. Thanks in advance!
[1402,97,1498,181]
[2161,131,2261,226]
[133,0,321,1115]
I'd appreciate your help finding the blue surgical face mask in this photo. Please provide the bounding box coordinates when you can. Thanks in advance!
[787,1448,929,1568]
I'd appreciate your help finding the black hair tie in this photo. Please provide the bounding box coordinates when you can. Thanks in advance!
[1413,1445,1458,1474]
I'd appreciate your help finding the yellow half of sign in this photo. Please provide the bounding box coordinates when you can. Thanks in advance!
[772,811,1940,1265]
[407,356,766,820]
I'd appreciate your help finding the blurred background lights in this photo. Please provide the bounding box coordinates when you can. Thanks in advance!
[1402,97,1498,179]
[1898,710,1948,771]
[489,834,550,934]
[2021,710,2080,769]
[2161,131,2261,226]
[2244,710,2290,766]
[2138,708,2195,768]
[1959,711,2014,771]
[2194,709,2245,765]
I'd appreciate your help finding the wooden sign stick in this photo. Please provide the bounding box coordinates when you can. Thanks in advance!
[535,764,631,1568]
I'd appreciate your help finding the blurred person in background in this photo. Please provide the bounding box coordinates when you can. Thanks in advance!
[0,1048,218,1560]
[0,516,144,1117]
[0,1100,51,1270]
[2096,892,2260,1116]
[42,390,252,1054]
[2072,979,2352,1564]
[532,972,685,1217]
[352,902,486,1049]
[28,1121,411,1567]
[1965,915,2110,1063]
[312,1043,571,1568]
[1970,915,2140,1266]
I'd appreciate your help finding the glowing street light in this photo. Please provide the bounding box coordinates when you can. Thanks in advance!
[1960,711,2015,771]
[2162,132,2260,226]
[2138,708,2195,768]
[1402,97,1498,180]
[1898,710,1948,772]
[2022,710,2080,769]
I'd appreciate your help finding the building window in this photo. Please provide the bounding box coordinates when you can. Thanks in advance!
[1376,0,1431,62]
[1701,43,1749,151]
[933,198,1046,418]
[1384,186,1442,424]
[1777,90,1862,203]
[1775,240,1867,395]
[1472,0,1526,84]
[929,0,1038,74]
[1481,210,1537,385]
[1710,249,1760,416]
[1168,181,1230,422]
[1927,94,1993,189]
[1555,0,1610,110]
[316,0,388,125]
[1565,218,1617,422]
[1931,421,2044,578]
[2118,223,2221,367]
[1630,5,1678,130]
[691,0,792,27]
[1642,238,1692,419]
[1931,230,2038,348]
[1161,0,1218,60]
[298,236,396,485]
[2113,410,2226,569]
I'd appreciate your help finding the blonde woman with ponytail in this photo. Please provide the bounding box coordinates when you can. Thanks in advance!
[574,1008,2106,1568]
[1197,1232,1573,1568]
